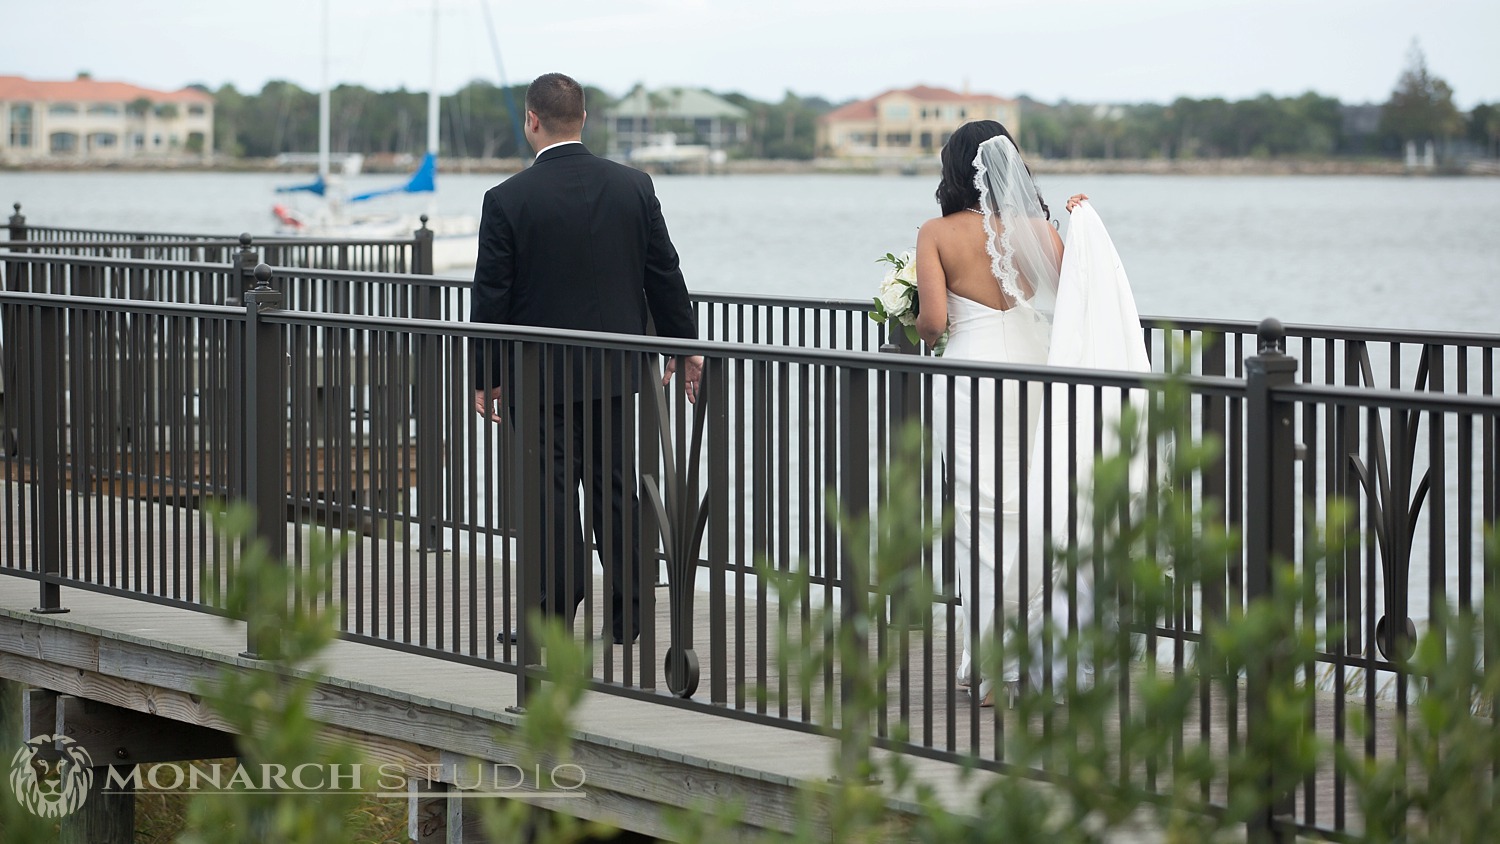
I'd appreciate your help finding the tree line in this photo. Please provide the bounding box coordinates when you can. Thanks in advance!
[206,78,831,162]
[203,44,1497,162]
[1013,44,1496,161]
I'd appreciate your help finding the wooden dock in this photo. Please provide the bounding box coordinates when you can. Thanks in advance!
[0,486,1407,841]
[0,586,1021,841]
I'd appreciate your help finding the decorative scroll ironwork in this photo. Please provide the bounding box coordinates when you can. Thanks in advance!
[1346,342,1431,660]
[641,362,712,698]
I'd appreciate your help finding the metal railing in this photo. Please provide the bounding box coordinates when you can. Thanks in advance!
[5,203,433,275]
[6,237,1496,391]
[4,250,1499,839]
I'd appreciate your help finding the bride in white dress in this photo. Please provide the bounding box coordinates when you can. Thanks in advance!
[914,121,1088,706]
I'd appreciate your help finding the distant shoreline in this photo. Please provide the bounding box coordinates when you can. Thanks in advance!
[5,156,1495,177]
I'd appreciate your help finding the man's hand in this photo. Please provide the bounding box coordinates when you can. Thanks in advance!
[473,386,504,423]
[661,355,705,404]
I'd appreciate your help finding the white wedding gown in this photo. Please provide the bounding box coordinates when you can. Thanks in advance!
[939,202,1149,699]
[936,292,1051,698]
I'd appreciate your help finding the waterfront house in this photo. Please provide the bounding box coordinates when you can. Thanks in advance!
[604,86,748,159]
[0,73,214,164]
[817,85,1018,159]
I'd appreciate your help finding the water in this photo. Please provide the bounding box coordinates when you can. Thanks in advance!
[6,170,1498,332]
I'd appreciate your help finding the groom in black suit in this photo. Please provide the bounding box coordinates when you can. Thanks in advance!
[471,72,701,646]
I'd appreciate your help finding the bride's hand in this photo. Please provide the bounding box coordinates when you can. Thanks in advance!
[1065,193,1089,212]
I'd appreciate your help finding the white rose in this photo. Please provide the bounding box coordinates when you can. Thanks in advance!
[878,282,908,316]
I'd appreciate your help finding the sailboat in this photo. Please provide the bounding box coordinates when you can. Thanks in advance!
[271,1,480,271]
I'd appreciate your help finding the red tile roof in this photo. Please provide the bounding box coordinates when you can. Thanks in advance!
[0,75,213,104]
[901,85,1012,104]
[821,86,1014,123]
[823,99,877,122]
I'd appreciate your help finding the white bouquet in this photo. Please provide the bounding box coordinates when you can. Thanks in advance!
[870,250,920,346]
[870,250,946,354]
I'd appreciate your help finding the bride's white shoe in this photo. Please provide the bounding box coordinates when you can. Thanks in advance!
[972,678,1021,709]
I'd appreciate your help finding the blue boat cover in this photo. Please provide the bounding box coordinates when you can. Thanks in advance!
[275,175,327,196]
[349,153,437,202]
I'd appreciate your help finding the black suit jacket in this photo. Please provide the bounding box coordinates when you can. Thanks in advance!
[470,143,697,399]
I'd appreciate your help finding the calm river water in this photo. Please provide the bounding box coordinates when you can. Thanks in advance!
[5,169,1498,332]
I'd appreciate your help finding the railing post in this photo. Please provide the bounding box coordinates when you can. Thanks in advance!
[240,264,286,660]
[231,233,258,304]
[879,340,916,429]
[884,322,918,356]
[221,234,260,505]
[6,203,24,243]
[2,204,27,457]
[1244,317,1298,843]
[29,301,68,614]
[509,342,543,712]
[836,366,874,781]
[414,215,435,276]
[413,252,444,551]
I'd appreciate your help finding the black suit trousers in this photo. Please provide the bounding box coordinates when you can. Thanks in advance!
[531,395,644,641]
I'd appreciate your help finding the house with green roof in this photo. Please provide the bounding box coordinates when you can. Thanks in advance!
[604,86,748,159]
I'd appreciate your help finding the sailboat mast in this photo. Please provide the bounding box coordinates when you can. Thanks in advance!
[318,0,330,180]
[479,0,529,160]
[427,2,440,156]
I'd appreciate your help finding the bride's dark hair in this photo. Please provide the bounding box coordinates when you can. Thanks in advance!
[936,120,1050,220]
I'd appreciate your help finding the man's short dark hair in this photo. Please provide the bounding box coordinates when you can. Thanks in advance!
[525,73,585,136]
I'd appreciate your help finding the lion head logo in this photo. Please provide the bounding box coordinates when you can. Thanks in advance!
[9,734,93,818]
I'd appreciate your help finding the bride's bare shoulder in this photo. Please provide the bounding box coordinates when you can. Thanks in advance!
[918,214,957,237]
[920,211,983,248]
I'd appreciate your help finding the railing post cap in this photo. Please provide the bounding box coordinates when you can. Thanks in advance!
[1257,317,1285,355]
[8,202,21,224]
[243,262,281,308]
[239,232,254,247]
[419,213,430,228]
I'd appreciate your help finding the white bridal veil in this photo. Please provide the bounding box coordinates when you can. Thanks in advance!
[972,134,1062,317]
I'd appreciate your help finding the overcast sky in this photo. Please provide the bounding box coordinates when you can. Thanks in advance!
[8,0,1498,108]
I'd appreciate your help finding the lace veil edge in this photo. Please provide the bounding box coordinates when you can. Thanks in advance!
[971,135,1060,315]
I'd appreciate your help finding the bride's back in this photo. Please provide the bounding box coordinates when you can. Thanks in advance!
[928,209,1016,310]
[918,120,1063,335]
